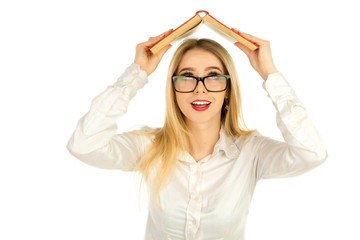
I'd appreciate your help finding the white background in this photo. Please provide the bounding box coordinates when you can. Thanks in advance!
[1,0,359,239]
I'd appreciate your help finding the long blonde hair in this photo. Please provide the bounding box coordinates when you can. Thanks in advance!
[134,38,254,207]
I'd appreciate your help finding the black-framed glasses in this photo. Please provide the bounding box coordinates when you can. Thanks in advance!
[172,75,230,93]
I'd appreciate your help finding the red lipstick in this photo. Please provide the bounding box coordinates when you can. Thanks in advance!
[191,99,211,111]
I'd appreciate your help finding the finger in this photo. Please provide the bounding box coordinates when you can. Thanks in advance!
[238,32,264,42]
[232,28,255,55]
[232,29,267,45]
[156,44,172,59]
[145,29,173,47]
[234,41,251,56]
[240,32,271,49]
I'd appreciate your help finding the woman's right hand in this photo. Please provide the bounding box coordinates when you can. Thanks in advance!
[134,30,173,76]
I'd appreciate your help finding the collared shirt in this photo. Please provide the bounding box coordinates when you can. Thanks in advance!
[67,63,327,240]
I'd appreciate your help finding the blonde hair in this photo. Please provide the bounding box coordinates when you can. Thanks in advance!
[134,38,254,207]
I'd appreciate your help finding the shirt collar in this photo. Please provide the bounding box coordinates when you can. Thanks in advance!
[178,126,240,163]
[213,125,241,159]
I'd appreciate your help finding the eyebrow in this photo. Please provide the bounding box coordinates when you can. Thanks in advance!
[178,67,194,74]
[178,66,223,75]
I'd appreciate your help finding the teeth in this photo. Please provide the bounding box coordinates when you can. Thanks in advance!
[192,101,211,105]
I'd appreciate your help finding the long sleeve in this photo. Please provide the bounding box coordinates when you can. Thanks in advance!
[66,63,153,171]
[252,72,327,179]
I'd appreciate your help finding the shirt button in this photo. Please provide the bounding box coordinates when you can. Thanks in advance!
[192,219,196,225]
[193,195,200,201]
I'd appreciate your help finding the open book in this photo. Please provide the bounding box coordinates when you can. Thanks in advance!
[147,10,259,54]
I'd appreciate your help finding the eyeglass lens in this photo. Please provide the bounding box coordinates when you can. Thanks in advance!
[174,76,227,92]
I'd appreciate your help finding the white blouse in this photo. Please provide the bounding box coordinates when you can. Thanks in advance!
[67,63,327,240]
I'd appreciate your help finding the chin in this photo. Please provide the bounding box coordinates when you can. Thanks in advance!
[184,112,222,126]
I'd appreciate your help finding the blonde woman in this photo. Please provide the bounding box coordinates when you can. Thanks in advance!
[67,30,327,239]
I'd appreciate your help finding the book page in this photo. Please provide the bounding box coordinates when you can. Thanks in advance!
[202,20,238,43]
[170,20,203,44]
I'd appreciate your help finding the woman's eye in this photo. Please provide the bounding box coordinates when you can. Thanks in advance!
[183,72,194,77]
[208,71,220,76]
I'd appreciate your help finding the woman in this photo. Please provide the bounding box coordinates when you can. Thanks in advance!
[67,30,327,239]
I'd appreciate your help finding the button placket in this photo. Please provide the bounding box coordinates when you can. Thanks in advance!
[185,164,203,239]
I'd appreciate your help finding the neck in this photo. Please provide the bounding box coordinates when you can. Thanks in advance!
[186,120,221,162]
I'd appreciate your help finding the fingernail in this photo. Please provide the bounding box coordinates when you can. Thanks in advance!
[233,28,243,33]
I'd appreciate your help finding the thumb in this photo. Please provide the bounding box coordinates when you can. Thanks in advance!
[234,42,252,56]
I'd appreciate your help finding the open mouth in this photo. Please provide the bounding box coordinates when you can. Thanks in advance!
[191,100,211,111]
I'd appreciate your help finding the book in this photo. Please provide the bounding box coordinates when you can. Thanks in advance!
[147,10,259,54]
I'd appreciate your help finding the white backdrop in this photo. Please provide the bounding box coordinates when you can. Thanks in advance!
[1,0,359,239]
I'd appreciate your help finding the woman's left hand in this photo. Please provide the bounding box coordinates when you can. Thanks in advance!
[233,29,278,81]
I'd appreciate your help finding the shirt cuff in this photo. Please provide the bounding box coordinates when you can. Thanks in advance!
[113,63,148,89]
[262,72,293,102]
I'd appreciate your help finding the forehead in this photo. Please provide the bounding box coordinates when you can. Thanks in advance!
[177,49,224,72]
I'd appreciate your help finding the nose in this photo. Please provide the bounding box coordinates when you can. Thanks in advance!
[194,80,207,93]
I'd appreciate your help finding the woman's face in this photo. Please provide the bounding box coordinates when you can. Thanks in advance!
[175,49,227,127]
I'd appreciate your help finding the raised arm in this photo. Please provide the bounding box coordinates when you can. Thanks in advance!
[66,31,172,170]
[234,31,327,179]
[252,72,327,178]
[233,30,278,81]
